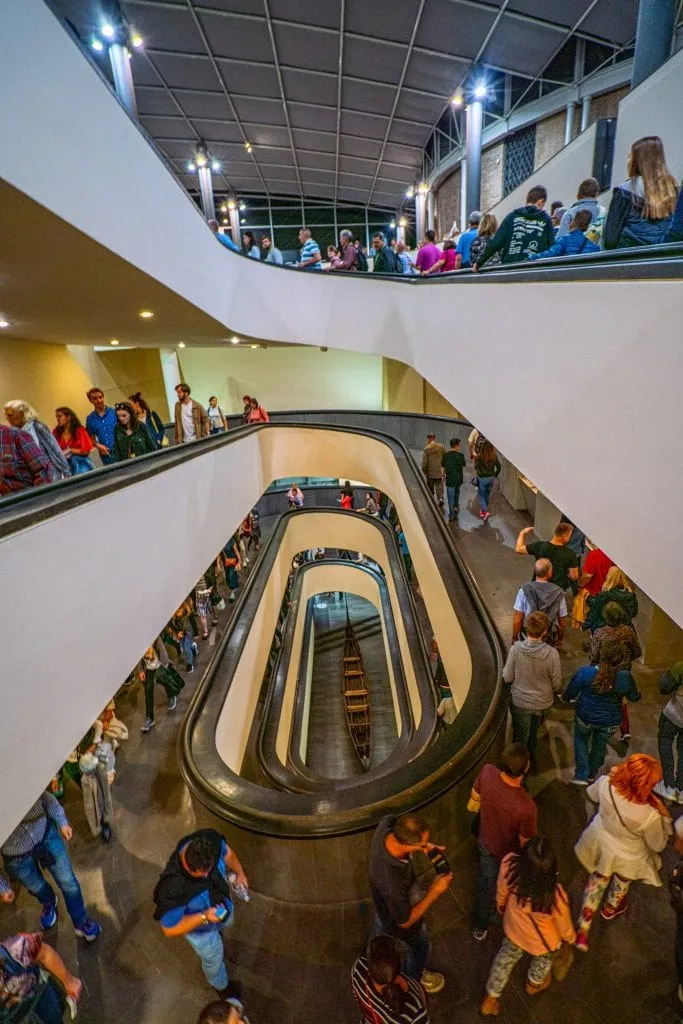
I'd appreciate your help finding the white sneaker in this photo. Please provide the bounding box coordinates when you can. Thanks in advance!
[653,781,677,802]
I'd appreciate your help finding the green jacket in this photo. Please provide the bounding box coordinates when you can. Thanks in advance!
[112,424,157,462]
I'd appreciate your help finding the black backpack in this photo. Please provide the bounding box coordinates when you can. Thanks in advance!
[355,248,369,272]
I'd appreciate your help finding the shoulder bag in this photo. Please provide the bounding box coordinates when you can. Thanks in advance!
[608,783,665,874]
[528,888,574,981]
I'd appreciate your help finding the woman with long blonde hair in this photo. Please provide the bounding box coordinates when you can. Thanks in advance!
[584,565,638,632]
[604,135,678,248]
[574,754,672,951]
[469,213,500,267]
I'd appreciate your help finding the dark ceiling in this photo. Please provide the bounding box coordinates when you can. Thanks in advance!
[49,0,639,207]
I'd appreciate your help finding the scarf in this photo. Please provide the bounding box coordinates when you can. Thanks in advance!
[152,828,232,920]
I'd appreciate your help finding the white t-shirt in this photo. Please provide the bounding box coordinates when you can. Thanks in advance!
[181,402,196,441]
[208,406,222,426]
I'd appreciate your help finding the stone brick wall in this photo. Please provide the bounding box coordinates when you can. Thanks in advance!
[480,142,504,212]
[588,85,630,123]
[436,166,461,236]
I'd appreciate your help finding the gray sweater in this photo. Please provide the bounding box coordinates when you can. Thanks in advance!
[503,638,561,711]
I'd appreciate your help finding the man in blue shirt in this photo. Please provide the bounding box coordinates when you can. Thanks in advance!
[209,219,240,253]
[85,388,118,465]
[154,829,248,1004]
[455,211,481,269]
[261,235,283,264]
[297,228,321,270]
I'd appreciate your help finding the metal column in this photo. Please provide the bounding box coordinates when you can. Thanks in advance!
[464,99,483,218]
[197,165,216,221]
[564,101,576,145]
[426,191,435,233]
[581,95,591,132]
[415,192,427,242]
[632,0,677,88]
[228,204,241,247]
[108,42,137,118]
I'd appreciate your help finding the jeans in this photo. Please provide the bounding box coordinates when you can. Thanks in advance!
[4,822,87,927]
[510,705,546,760]
[181,633,194,668]
[658,712,683,789]
[69,454,94,475]
[574,716,617,781]
[370,915,429,982]
[472,842,500,932]
[426,477,443,502]
[486,937,552,998]
[445,483,461,516]
[184,927,229,990]
[33,981,65,1024]
[209,426,225,435]
[478,476,495,513]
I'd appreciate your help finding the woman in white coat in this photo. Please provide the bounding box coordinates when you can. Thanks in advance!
[574,753,672,951]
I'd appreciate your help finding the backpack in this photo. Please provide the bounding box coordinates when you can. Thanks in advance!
[585,212,605,245]
[519,582,564,645]
[355,248,369,272]
[387,248,404,274]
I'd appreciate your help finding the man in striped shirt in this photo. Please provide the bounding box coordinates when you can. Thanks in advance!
[297,228,322,270]
[0,793,101,941]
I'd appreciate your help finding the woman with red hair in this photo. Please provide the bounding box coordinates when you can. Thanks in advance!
[574,753,672,951]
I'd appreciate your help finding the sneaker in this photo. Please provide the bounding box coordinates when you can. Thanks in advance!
[229,592,236,602]
[479,510,486,519]
[575,933,589,953]
[202,632,209,641]
[472,927,488,941]
[141,717,155,733]
[653,781,677,802]
[211,619,218,627]
[482,511,490,522]
[192,642,199,656]
[525,973,551,996]
[40,903,58,929]
[601,897,628,921]
[74,919,101,942]
[216,981,243,1010]
[420,970,445,995]
[569,777,589,787]
[101,825,113,844]
[168,696,177,711]
[185,664,194,674]
[480,994,500,1016]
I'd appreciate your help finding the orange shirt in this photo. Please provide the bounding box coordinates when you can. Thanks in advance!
[497,853,576,954]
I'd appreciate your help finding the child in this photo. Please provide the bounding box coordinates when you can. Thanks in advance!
[527,209,600,261]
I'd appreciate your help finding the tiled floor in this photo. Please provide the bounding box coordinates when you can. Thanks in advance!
[2,480,680,1023]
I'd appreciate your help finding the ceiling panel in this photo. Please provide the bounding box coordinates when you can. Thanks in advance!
[140,115,195,140]
[191,119,244,143]
[338,154,379,176]
[120,4,204,52]
[483,15,565,76]
[340,110,389,140]
[246,124,292,148]
[136,87,181,118]
[176,90,232,120]
[232,95,287,126]
[273,22,339,74]
[394,89,443,124]
[282,69,338,106]
[288,102,337,132]
[403,50,469,95]
[299,151,336,171]
[217,60,280,98]
[346,0,423,46]
[269,0,340,31]
[381,141,426,165]
[580,0,639,45]
[508,0,593,27]
[387,119,431,148]
[147,53,220,91]
[339,135,382,159]
[292,129,337,153]
[342,79,396,118]
[343,36,407,84]
[416,1,497,58]
[199,11,273,62]
[254,147,296,166]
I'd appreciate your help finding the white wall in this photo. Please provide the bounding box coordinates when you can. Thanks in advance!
[0,426,471,844]
[178,347,383,415]
[489,123,598,221]
[1,0,683,629]
[611,47,683,183]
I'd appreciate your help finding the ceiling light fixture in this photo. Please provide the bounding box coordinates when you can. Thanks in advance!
[220,203,227,213]
[211,160,221,172]
[244,141,253,153]
[230,336,240,344]
[399,218,407,228]
[187,162,196,173]
[389,221,396,229]
[110,338,120,346]
[451,91,464,107]
[250,344,258,349]
[228,200,236,211]
[418,182,429,195]
[131,33,143,49]
[473,81,487,100]
[222,218,228,225]
[0,319,10,329]
[92,37,104,51]
[101,23,115,39]
[139,310,154,319]
[405,186,414,199]
[239,203,246,211]
[178,342,186,349]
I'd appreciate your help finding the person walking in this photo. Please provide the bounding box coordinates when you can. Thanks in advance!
[246,398,269,424]
[129,392,166,448]
[574,754,672,951]
[468,744,537,942]
[441,437,465,520]
[512,559,567,648]
[206,396,228,435]
[53,407,95,474]
[503,611,561,761]
[85,387,118,465]
[421,433,445,505]
[563,640,641,785]
[0,793,101,941]
[174,383,210,444]
[603,135,678,249]
[0,932,82,1024]
[222,535,242,602]
[0,422,51,496]
[655,662,683,802]
[474,441,501,521]
[154,829,248,1005]
[138,644,185,733]
[352,934,429,1024]
[584,566,638,633]
[515,522,579,594]
[4,400,70,482]
[112,402,157,461]
[368,813,452,994]
[480,837,576,1015]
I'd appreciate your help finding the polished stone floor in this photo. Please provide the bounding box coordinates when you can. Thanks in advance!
[2,478,681,1024]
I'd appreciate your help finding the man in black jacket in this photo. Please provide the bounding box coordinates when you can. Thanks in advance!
[474,186,554,269]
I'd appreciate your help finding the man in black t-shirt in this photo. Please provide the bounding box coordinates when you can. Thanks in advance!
[515,522,579,592]
[442,438,466,520]
[368,813,452,995]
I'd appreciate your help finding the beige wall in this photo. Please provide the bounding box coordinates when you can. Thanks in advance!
[177,346,383,415]
[382,357,462,418]
[0,336,94,423]
[612,47,683,182]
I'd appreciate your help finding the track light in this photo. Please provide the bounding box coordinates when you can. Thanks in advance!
[131,34,143,49]
[211,161,221,172]
[473,82,487,100]
[451,91,463,107]
[92,38,104,51]
[101,23,115,39]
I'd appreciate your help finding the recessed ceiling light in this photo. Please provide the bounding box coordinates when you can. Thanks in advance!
[230,336,240,344]
[178,342,186,349]
[110,338,120,345]
[131,33,143,49]
[101,23,115,39]
[92,38,104,51]
[250,344,258,349]
[0,319,10,328]
[139,310,154,319]
[220,203,227,213]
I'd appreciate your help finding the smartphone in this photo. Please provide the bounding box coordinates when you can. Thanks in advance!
[213,903,229,922]
[427,847,451,876]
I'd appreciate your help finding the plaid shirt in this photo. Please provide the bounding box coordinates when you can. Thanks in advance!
[0,794,68,894]
[0,425,50,494]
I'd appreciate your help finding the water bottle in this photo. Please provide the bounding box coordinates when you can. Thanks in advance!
[228,871,250,902]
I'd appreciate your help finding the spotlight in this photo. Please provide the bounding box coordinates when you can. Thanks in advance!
[101,23,115,39]
[405,187,414,199]
[399,218,407,228]
[187,162,196,173]
[239,203,246,211]
[451,91,463,107]
[473,82,487,100]
[220,203,227,213]
[389,221,396,229]
[139,310,154,319]
[110,338,120,346]
[92,38,104,52]
[231,336,240,344]
[178,342,186,349]
[222,218,228,225]
[195,152,208,168]
[228,200,236,211]
[418,182,429,195]
[211,161,221,172]
[0,319,10,328]
[131,34,143,49]
[250,344,258,349]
